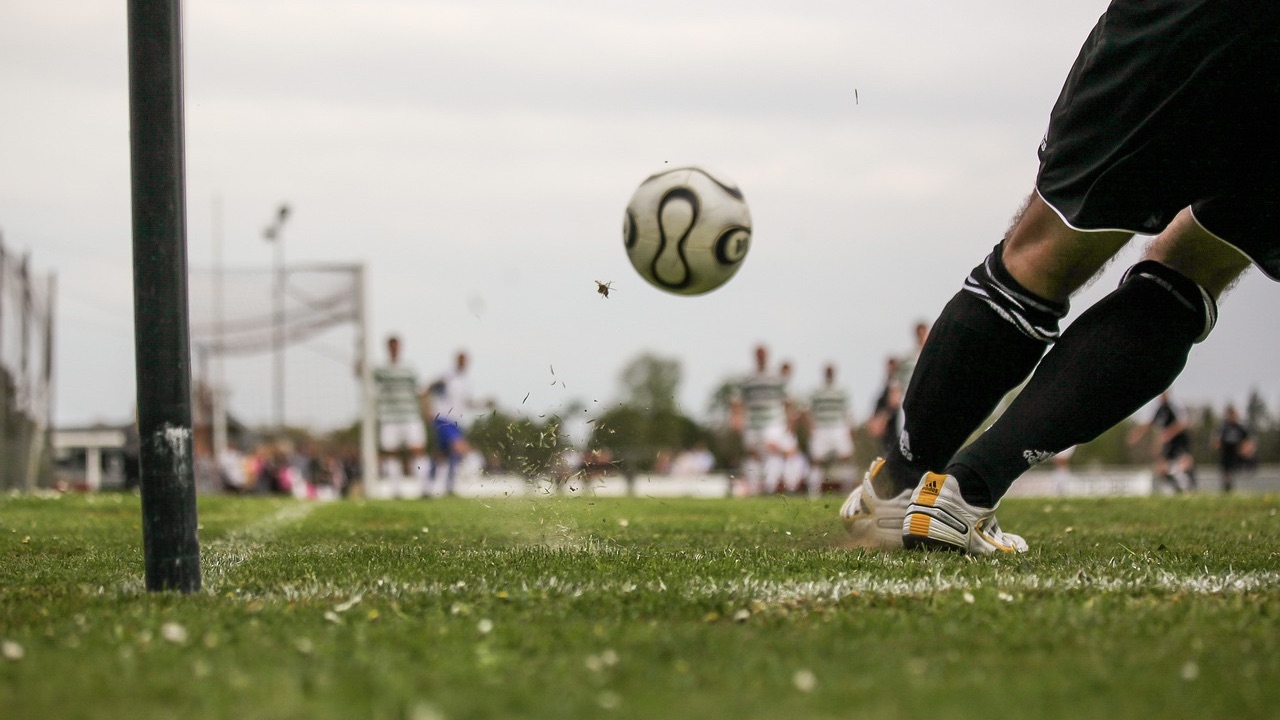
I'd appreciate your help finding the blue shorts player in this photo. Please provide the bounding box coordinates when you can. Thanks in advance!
[426,350,474,497]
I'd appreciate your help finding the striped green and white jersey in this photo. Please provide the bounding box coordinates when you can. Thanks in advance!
[740,373,788,430]
[809,387,850,429]
[373,364,421,424]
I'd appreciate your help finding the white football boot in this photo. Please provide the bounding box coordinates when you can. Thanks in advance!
[839,458,913,550]
[902,472,1028,554]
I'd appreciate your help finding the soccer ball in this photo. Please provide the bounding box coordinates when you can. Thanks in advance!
[622,166,751,296]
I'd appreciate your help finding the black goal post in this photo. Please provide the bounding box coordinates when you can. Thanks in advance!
[128,0,202,593]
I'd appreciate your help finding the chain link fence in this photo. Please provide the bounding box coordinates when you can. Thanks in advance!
[0,232,55,490]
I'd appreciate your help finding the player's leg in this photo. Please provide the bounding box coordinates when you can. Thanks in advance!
[807,457,826,498]
[441,428,468,496]
[379,423,407,483]
[1154,453,1180,495]
[762,452,784,495]
[455,436,475,491]
[1164,451,1189,493]
[784,450,807,495]
[806,443,828,498]
[741,452,758,496]
[1177,452,1198,492]
[878,192,1131,496]
[739,430,763,496]
[761,429,787,495]
[778,432,804,494]
[827,431,857,495]
[806,431,841,497]
[900,0,1272,551]
[425,419,448,497]
[940,209,1250,510]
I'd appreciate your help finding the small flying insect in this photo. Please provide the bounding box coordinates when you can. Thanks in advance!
[595,280,614,299]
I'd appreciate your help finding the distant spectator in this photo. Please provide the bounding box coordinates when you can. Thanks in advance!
[1212,404,1254,493]
[672,443,716,476]
[867,356,903,456]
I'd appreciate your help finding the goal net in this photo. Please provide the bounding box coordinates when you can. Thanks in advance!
[186,263,375,484]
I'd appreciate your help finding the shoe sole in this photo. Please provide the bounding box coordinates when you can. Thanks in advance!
[844,515,907,549]
[902,504,969,551]
[901,533,963,552]
[841,491,907,550]
[904,506,1027,554]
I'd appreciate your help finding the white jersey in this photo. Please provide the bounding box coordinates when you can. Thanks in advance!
[433,370,472,425]
[373,363,421,424]
[896,353,919,393]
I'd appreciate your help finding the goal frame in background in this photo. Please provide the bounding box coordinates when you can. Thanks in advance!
[188,262,377,493]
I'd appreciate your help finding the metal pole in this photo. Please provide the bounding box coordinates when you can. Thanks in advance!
[128,0,201,593]
[275,233,284,430]
[0,238,7,486]
[27,272,56,491]
[18,254,32,491]
[357,264,377,493]
[264,204,289,433]
[211,196,228,460]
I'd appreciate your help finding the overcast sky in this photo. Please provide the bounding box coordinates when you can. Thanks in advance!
[3,0,1276,435]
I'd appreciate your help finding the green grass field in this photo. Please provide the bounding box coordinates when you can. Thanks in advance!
[2,491,1279,719]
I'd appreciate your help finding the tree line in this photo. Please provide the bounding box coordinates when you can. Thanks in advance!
[461,353,1279,479]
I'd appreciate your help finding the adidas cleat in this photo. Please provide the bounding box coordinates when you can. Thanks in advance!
[839,458,913,550]
[902,472,1028,554]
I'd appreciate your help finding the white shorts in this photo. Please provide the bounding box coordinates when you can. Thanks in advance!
[809,426,854,461]
[379,420,426,452]
[744,425,790,455]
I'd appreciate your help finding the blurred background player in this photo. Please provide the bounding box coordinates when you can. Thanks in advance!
[1128,391,1197,494]
[889,320,930,459]
[729,345,788,496]
[1212,404,1254,494]
[372,335,427,495]
[806,363,856,497]
[894,321,931,396]
[426,350,474,497]
[1052,445,1076,496]
[867,356,903,457]
[777,360,808,494]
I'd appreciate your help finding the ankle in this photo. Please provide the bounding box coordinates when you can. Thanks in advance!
[947,463,996,508]
[880,453,928,496]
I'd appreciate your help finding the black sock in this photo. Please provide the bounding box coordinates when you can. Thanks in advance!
[947,261,1215,506]
[879,244,1063,495]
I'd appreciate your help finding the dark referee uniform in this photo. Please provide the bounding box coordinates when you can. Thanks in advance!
[1036,0,1279,278]
[1152,398,1191,463]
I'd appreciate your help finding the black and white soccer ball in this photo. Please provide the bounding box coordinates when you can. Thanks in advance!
[622,166,751,296]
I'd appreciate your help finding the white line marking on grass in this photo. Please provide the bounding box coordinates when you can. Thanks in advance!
[198,502,317,591]
[221,564,1280,605]
[678,569,1280,601]
[113,502,316,596]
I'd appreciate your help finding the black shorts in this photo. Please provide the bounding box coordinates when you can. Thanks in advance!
[1161,436,1192,463]
[1036,0,1280,279]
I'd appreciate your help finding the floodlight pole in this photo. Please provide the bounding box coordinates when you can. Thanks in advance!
[264,204,290,433]
[211,195,228,461]
[128,0,201,593]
